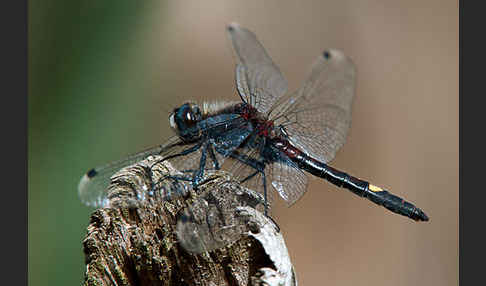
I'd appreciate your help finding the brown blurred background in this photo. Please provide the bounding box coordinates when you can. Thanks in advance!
[29,1,458,285]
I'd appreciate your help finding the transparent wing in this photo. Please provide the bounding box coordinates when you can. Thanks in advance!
[78,130,250,208]
[227,23,288,114]
[78,136,185,207]
[176,172,265,253]
[271,49,357,163]
[224,140,308,208]
[225,146,276,212]
[270,158,309,206]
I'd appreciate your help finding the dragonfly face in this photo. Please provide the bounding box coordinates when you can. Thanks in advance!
[169,103,203,142]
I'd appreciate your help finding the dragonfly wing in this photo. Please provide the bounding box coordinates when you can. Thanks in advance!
[79,127,252,208]
[226,146,309,207]
[78,136,187,207]
[270,157,309,206]
[176,172,265,253]
[271,49,357,163]
[225,146,276,211]
[176,195,247,253]
[227,23,288,114]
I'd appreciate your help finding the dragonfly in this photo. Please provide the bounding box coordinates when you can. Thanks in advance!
[78,22,429,224]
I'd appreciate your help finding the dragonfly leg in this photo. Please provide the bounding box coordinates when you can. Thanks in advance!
[207,145,221,170]
[193,143,209,186]
[228,153,265,182]
[154,174,193,187]
[180,169,198,174]
[149,142,203,194]
[261,171,268,216]
[228,152,268,215]
[240,170,259,183]
[152,174,192,199]
[152,142,203,169]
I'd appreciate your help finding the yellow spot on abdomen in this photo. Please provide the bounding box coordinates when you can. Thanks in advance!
[369,184,383,192]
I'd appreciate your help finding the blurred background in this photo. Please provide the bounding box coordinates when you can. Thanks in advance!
[29,1,458,285]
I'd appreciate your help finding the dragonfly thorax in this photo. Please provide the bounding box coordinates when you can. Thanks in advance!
[238,103,278,139]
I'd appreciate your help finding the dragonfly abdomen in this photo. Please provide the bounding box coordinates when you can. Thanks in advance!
[274,138,428,221]
[307,157,428,221]
[363,187,429,221]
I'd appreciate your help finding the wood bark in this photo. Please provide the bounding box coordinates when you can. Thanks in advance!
[81,155,296,286]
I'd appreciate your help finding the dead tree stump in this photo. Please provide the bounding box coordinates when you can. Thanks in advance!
[81,155,297,286]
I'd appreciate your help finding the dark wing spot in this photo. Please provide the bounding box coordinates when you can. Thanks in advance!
[323,50,331,59]
[87,168,98,178]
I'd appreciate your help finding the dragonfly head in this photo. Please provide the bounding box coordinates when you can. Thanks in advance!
[169,103,203,142]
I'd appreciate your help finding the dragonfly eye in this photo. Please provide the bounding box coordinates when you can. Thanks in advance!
[170,103,202,140]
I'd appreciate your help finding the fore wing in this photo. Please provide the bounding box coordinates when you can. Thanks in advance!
[227,22,288,114]
[78,116,251,208]
[78,136,184,207]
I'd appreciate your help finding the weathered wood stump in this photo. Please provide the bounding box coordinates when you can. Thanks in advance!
[81,156,296,286]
